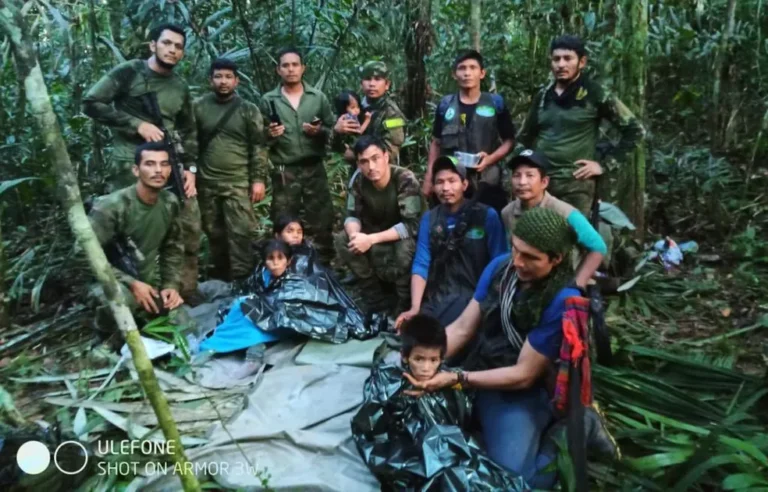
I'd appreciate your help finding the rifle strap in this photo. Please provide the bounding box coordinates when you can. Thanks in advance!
[199,97,244,154]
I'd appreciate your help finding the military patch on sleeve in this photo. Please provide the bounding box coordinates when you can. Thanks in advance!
[476,105,496,117]
[384,118,405,129]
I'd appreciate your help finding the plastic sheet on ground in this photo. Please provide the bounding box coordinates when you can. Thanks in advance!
[139,341,383,491]
[351,361,529,491]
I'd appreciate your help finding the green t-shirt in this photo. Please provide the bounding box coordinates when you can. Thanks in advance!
[346,165,423,237]
[194,93,268,189]
[88,185,184,290]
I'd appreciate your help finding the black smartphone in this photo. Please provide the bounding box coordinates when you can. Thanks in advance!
[269,101,281,125]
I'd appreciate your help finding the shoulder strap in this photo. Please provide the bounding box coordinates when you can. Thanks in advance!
[199,97,244,153]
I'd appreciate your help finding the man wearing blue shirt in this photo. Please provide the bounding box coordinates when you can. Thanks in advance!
[404,208,615,489]
[396,156,508,329]
[501,149,606,288]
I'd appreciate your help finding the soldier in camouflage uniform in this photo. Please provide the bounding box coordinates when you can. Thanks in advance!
[334,136,422,313]
[334,61,407,166]
[88,142,185,338]
[518,35,645,216]
[84,23,202,301]
[194,58,267,281]
[260,48,336,263]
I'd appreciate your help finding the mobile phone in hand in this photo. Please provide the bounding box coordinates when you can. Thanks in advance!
[310,117,322,125]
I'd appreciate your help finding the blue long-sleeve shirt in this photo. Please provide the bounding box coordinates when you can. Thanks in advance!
[412,206,509,280]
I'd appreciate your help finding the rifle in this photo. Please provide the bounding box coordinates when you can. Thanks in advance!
[84,197,144,279]
[104,234,145,279]
[588,176,613,366]
[142,92,187,201]
[269,100,281,125]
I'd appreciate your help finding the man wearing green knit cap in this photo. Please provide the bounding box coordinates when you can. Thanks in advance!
[404,207,616,488]
[334,60,407,165]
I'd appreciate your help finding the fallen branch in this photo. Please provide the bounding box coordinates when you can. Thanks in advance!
[0,2,200,490]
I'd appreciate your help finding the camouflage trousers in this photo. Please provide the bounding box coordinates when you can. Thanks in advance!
[271,161,334,262]
[107,158,201,296]
[334,231,415,312]
[199,186,256,281]
[179,197,201,296]
[548,176,596,217]
[551,177,614,268]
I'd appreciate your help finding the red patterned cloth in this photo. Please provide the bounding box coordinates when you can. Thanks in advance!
[552,296,593,416]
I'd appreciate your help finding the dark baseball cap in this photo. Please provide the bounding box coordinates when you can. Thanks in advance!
[432,155,467,182]
[508,149,552,174]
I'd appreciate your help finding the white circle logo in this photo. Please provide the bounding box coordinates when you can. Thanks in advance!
[521,149,534,156]
[16,440,51,475]
[54,440,89,475]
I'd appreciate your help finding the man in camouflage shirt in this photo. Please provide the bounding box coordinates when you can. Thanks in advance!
[261,47,336,263]
[88,142,185,331]
[518,35,645,215]
[334,136,422,313]
[194,58,267,281]
[84,23,202,301]
[334,61,407,166]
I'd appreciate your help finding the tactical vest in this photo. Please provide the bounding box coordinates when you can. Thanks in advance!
[426,201,490,300]
[439,92,501,155]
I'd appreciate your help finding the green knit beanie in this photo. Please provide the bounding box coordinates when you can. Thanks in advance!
[513,208,575,257]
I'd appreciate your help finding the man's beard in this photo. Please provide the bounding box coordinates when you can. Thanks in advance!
[557,68,581,85]
[215,89,234,100]
[156,55,177,71]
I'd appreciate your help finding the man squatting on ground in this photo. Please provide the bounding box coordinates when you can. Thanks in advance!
[396,155,508,329]
[334,136,423,313]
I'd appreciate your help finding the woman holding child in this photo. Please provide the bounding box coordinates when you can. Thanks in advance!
[404,208,616,489]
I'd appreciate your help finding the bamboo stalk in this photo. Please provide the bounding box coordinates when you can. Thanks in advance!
[0,2,200,490]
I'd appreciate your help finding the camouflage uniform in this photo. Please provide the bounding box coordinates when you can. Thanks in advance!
[359,61,407,164]
[84,59,201,297]
[87,185,192,333]
[335,165,422,312]
[260,82,336,262]
[518,75,645,215]
[194,93,267,280]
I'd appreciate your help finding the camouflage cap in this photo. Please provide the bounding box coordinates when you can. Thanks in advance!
[361,60,389,79]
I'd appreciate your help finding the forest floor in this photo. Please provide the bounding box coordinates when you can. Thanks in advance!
[1,158,767,489]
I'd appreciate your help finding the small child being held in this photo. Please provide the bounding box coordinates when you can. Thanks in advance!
[400,314,448,383]
[352,314,522,488]
[335,90,372,134]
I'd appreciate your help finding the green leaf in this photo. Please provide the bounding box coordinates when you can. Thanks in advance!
[722,473,768,490]
[628,449,695,470]
[0,177,40,196]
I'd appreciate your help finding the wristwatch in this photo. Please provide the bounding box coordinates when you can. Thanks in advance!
[187,165,197,174]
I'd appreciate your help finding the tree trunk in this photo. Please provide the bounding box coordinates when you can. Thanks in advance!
[0,207,8,330]
[108,0,122,46]
[87,0,104,174]
[0,3,200,491]
[711,0,738,148]
[617,0,648,237]
[470,0,481,51]
[403,0,432,120]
